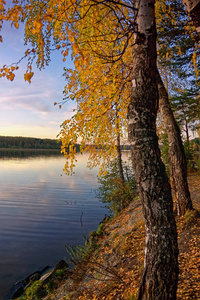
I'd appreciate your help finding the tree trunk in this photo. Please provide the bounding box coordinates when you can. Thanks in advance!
[128,1,178,299]
[116,136,124,181]
[156,71,193,216]
[116,132,125,210]
[184,115,190,144]
[116,108,125,182]
[115,108,125,209]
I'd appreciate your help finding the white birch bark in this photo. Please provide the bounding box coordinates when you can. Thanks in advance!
[128,0,179,298]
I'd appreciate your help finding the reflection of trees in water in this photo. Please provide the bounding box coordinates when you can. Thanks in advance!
[0,149,62,158]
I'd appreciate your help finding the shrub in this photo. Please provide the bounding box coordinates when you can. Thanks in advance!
[96,158,137,216]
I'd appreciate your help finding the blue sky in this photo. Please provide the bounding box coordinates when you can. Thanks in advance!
[0,21,75,139]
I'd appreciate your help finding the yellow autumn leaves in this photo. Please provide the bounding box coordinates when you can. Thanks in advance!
[0,0,135,174]
[0,65,19,81]
[57,3,134,173]
[0,64,33,83]
[24,71,34,83]
[0,0,198,174]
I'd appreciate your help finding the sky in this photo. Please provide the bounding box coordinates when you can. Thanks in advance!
[0,21,75,139]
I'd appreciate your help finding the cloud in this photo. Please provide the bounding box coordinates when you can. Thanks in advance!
[0,67,76,119]
[0,20,75,138]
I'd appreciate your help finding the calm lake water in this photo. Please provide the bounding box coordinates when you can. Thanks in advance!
[0,151,108,299]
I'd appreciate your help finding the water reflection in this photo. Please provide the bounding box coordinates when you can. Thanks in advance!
[0,151,108,300]
[0,149,61,159]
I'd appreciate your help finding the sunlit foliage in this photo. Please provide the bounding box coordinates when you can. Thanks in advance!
[0,0,199,174]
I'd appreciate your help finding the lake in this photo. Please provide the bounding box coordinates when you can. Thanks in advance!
[0,151,108,299]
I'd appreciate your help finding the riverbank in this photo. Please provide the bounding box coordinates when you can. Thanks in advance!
[14,173,200,299]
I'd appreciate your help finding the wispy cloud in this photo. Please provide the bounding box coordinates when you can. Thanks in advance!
[0,20,75,138]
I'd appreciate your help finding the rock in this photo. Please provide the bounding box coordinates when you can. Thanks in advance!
[54,260,68,272]
[40,265,50,275]
[40,271,52,281]
[39,260,69,282]
[30,272,41,282]
[38,260,69,284]
[11,262,68,300]
[32,260,71,299]
[11,266,50,299]
[22,265,50,286]
[12,286,24,299]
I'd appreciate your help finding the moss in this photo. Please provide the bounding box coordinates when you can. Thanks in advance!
[55,268,67,278]
[17,280,43,300]
[16,266,70,300]
[96,223,104,235]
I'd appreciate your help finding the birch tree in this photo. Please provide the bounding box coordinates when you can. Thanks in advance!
[128,1,178,298]
[0,1,179,298]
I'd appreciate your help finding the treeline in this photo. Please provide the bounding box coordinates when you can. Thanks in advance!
[0,136,62,149]
[0,136,132,151]
[1,135,198,152]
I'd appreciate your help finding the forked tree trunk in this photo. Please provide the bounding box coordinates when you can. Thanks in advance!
[156,71,193,216]
[128,1,178,299]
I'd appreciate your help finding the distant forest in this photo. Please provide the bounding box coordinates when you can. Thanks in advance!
[0,136,62,149]
[0,136,131,151]
[1,135,198,151]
